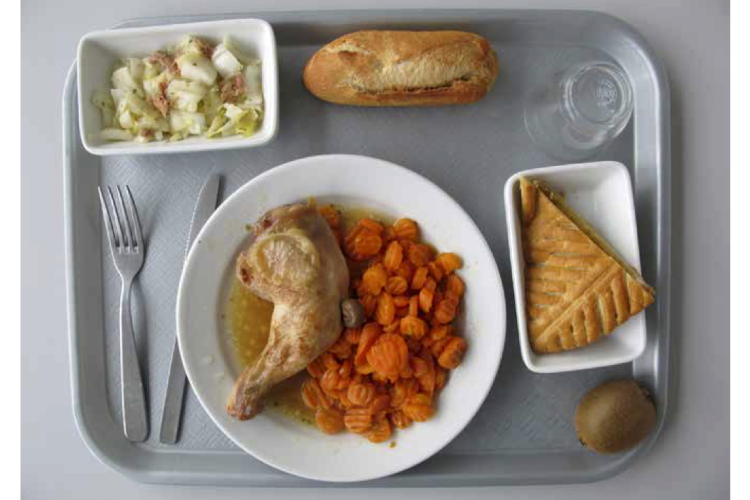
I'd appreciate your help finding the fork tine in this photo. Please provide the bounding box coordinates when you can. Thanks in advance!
[124,186,144,250]
[116,186,135,251]
[98,187,119,250]
[106,186,126,250]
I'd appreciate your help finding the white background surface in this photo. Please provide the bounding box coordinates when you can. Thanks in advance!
[21,0,729,498]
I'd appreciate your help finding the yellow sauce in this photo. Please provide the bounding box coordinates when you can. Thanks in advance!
[339,206,394,234]
[224,204,394,425]
[227,280,274,367]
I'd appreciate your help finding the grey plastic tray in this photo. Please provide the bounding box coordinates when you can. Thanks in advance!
[63,9,671,487]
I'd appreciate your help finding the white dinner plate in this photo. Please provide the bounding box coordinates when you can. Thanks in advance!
[177,154,506,482]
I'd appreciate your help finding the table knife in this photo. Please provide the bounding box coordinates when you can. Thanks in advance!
[159,174,221,444]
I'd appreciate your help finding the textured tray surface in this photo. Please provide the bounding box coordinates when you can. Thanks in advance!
[65,10,670,487]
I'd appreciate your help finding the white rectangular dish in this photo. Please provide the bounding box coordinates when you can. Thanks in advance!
[77,18,279,155]
[504,161,648,373]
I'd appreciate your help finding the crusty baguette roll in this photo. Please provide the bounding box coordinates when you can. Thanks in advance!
[302,30,499,107]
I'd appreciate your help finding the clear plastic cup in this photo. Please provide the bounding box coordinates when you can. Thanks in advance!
[524,62,634,162]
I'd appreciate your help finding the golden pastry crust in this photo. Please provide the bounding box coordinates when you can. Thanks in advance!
[518,178,655,354]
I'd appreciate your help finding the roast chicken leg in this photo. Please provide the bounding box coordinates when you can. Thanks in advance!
[227,203,349,420]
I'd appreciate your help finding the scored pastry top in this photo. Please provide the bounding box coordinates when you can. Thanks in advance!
[518,178,655,354]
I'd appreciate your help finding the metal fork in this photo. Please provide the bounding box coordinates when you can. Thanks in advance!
[98,186,148,442]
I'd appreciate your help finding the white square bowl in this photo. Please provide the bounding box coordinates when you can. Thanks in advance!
[504,161,648,373]
[77,19,278,156]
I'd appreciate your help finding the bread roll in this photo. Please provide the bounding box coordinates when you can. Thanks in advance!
[302,30,499,107]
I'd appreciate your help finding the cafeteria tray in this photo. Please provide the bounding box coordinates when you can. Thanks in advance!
[63,9,671,487]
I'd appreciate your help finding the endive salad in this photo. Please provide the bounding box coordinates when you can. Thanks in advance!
[92,35,263,143]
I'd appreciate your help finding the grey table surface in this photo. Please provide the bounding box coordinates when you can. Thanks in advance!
[21,0,729,498]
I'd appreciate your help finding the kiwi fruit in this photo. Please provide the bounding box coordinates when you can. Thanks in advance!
[575,379,656,454]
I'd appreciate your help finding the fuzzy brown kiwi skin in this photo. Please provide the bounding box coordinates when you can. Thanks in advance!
[575,379,657,454]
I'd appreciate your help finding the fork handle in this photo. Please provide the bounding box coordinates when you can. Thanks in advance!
[120,279,148,442]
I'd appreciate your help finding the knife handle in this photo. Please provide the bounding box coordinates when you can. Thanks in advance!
[159,337,188,444]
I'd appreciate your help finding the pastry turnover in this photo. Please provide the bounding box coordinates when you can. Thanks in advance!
[518,178,655,354]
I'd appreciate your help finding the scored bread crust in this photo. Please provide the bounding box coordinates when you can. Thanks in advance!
[519,178,655,354]
[302,30,499,106]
